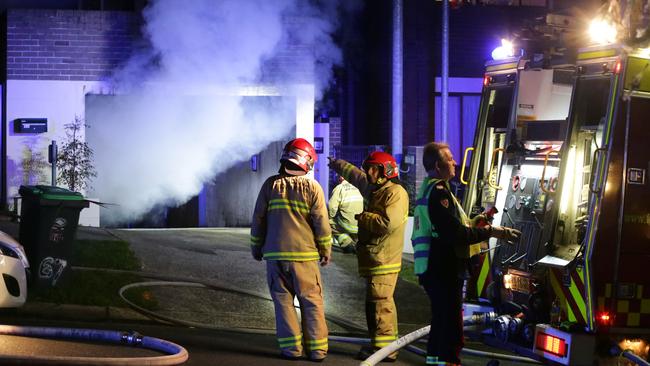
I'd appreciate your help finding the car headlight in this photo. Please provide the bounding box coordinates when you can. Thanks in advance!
[0,242,29,269]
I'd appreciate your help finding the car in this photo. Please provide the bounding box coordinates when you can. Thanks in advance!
[0,230,29,308]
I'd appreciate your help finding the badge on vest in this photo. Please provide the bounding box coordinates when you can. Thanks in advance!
[440,198,449,208]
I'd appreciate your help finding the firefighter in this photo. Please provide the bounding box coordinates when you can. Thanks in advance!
[251,138,332,362]
[412,142,520,366]
[328,151,409,361]
[328,174,364,254]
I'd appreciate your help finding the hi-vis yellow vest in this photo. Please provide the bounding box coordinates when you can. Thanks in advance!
[411,178,479,275]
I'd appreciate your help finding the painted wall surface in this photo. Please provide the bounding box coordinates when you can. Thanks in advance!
[85,87,315,228]
[200,87,315,227]
[433,77,483,162]
[6,80,105,226]
[202,140,288,227]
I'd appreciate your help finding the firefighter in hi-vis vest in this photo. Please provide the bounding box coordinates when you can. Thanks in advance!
[251,138,332,362]
[411,142,521,366]
[328,174,364,254]
[328,151,409,362]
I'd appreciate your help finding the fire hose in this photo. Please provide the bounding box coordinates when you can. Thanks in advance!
[84,267,545,365]
[359,314,542,366]
[0,324,188,365]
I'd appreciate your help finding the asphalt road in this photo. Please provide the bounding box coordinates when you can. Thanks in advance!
[0,222,536,365]
[109,227,431,334]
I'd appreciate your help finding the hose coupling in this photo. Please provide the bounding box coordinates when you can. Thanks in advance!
[121,331,143,346]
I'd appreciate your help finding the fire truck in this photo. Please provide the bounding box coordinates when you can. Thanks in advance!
[460,38,650,365]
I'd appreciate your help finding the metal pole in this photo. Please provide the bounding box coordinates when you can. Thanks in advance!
[392,0,403,163]
[441,0,449,142]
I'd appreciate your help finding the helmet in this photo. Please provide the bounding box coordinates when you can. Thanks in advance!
[362,151,398,179]
[281,138,317,172]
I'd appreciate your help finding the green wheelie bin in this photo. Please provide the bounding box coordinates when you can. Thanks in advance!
[18,185,88,288]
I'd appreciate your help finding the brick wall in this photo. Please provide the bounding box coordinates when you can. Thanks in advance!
[5,9,138,81]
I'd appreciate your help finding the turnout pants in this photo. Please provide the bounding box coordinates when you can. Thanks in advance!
[365,273,399,354]
[422,276,464,365]
[266,260,328,358]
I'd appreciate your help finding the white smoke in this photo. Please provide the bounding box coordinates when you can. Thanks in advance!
[88,0,357,224]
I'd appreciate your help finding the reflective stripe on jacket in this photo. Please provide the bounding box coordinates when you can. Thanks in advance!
[331,159,409,276]
[251,174,331,261]
[328,181,363,234]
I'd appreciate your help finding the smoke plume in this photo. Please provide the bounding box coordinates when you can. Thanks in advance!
[88,0,357,224]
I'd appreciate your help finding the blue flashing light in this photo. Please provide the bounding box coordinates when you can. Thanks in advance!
[491,39,514,61]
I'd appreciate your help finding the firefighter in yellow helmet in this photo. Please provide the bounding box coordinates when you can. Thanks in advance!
[329,174,364,254]
[412,142,520,365]
[251,138,332,362]
[328,151,409,362]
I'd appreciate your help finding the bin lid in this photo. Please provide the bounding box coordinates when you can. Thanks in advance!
[19,185,84,201]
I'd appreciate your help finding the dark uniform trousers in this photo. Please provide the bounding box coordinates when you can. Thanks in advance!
[421,274,464,365]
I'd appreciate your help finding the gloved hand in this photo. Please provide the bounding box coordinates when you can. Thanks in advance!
[470,214,487,227]
[490,226,521,242]
[251,246,263,261]
[320,255,330,267]
[327,156,336,167]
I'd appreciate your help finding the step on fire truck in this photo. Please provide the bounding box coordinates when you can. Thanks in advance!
[460,20,650,366]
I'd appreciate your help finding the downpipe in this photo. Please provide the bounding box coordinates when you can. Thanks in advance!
[0,325,188,365]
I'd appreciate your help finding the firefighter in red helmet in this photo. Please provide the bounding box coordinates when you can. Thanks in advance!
[251,138,331,361]
[329,151,409,362]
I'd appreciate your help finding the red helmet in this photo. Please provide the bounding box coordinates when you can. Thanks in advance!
[362,151,398,179]
[281,138,317,172]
